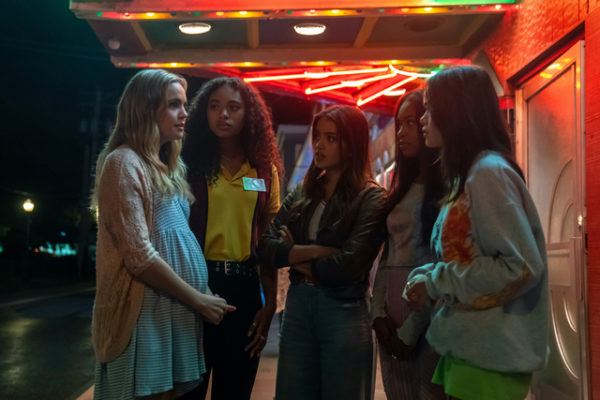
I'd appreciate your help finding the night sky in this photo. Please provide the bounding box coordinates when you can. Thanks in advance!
[0,0,314,251]
[0,1,134,247]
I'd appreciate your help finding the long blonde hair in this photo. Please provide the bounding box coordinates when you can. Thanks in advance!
[91,69,193,209]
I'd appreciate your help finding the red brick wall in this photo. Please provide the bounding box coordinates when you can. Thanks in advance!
[484,0,590,90]
[585,7,600,400]
[484,1,600,398]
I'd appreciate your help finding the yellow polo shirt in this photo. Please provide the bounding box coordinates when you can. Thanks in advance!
[204,161,280,262]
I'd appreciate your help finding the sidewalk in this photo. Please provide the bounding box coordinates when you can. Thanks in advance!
[76,314,386,400]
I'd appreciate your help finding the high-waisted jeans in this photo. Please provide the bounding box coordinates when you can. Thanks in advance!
[275,282,374,400]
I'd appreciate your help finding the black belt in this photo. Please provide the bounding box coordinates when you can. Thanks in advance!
[206,259,258,279]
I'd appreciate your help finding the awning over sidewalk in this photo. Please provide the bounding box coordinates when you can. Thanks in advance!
[70,0,515,113]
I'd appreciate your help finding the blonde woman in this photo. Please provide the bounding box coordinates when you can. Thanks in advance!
[91,69,234,400]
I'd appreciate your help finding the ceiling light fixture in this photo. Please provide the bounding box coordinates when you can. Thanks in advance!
[179,22,211,35]
[294,23,326,36]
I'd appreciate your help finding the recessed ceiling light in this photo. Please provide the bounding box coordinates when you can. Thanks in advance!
[107,37,121,50]
[294,22,326,36]
[179,22,211,35]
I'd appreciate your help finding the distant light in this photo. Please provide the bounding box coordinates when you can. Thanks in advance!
[60,232,67,237]
[239,11,248,15]
[495,4,502,9]
[96,12,103,17]
[23,199,34,212]
[424,7,433,12]
[331,9,340,14]
[38,242,77,257]
[294,22,326,36]
[146,12,155,17]
[179,22,212,35]
[216,11,224,16]
[309,9,316,14]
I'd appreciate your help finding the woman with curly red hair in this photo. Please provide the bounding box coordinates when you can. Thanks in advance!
[181,77,283,400]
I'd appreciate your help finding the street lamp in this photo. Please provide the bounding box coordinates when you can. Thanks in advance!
[23,199,34,212]
[23,198,34,251]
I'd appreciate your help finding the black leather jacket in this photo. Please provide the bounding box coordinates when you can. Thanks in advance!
[257,180,387,299]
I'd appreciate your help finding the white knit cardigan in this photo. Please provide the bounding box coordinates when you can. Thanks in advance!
[92,146,160,362]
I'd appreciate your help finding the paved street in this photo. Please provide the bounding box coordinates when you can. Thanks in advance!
[0,286,96,400]
[1,286,385,400]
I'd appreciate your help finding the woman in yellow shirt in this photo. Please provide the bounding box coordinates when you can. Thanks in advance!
[181,77,283,400]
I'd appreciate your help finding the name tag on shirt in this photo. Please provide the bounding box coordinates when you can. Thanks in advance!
[242,177,266,192]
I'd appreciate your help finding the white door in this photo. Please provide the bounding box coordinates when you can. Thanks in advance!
[516,41,588,400]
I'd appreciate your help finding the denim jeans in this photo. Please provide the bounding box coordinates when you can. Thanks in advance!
[275,283,374,400]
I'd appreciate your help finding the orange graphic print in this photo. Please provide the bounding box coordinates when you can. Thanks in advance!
[441,194,474,265]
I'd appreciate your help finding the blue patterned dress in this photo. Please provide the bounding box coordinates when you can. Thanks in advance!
[95,193,209,399]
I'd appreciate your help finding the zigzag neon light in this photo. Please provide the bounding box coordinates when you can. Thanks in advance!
[389,64,437,78]
[244,67,389,82]
[305,72,397,94]
[356,76,417,106]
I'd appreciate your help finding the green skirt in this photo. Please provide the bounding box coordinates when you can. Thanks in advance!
[432,354,531,400]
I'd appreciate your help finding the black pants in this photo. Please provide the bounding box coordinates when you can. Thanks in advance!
[179,267,262,400]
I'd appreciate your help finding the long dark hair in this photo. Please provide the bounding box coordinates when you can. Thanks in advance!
[183,77,283,183]
[303,105,371,204]
[426,65,523,201]
[386,90,444,244]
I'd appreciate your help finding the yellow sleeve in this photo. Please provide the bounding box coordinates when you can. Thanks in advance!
[266,166,281,214]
